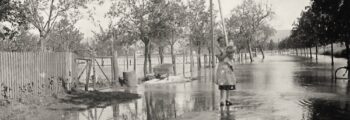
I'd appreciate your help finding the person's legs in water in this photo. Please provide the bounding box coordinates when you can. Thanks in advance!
[225,90,231,113]
[220,89,225,106]
[226,90,233,106]
[220,89,225,114]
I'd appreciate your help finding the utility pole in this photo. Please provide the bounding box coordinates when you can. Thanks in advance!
[217,0,228,45]
[210,0,215,83]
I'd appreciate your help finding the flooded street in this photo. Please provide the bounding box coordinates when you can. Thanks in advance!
[2,0,349,119]
[46,55,350,120]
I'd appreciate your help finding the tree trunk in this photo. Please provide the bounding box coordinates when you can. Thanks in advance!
[171,44,176,75]
[134,51,136,71]
[248,41,254,62]
[158,46,164,64]
[305,48,308,57]
[148,49,152,73]
[345,40,350,79]
[126,50,129,71]
[208,47,213,68]
[39,34,46,51]
[309,47,313,59]
[204,54,207,67]
[197,46,202,79]
[315,44,318,61]
[112,51,119,86]
[143,42,149,76]
[331,43,334,66]
[259,45,265,59]
[208,48,211,68]
[197,46,202,70]
[183,50,185,76]
[190,39,194,78]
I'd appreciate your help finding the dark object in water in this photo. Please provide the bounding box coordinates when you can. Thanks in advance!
[153,64,173,79]
[219,85,236,90]
[155,74,168,80]
[142,74,156,82]
[226,100,233,106]
[119,77,128,86]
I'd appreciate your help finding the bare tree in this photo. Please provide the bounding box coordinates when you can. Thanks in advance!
[230,0,274,62]
[255,25,276,59]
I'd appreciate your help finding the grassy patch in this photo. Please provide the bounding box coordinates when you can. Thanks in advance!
[322,49,348,59]
[318,43,348,59]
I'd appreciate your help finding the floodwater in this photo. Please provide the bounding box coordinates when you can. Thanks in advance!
[52,55,350,120]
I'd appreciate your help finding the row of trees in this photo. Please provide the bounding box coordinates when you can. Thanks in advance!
[1,0,277,76]
[279,0,350,66]
[91,0,276,76]
[90,0,191,76]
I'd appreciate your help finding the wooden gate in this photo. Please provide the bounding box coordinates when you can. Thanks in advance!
[76,56,113,91]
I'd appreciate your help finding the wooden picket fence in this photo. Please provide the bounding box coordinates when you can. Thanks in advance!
[0,52,76,100]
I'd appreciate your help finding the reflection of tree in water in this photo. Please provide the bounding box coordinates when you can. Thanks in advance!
[76,101,139,120]
[111,100,140,120]
[293,70,336,92]
[303,98,350,120]
[30,110,79,120]
[145,91,177,120]
[78,108,107,120]
[301,86,350,119]
[192,93,213,111]
[113,105,119,120]
[142,83,216,120]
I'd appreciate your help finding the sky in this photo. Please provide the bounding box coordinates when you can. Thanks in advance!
[75,0,311,39]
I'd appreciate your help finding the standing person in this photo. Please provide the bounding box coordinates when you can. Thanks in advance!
[215,37,237,107]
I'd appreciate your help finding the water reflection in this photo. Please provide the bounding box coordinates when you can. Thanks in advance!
[44,55,350,120]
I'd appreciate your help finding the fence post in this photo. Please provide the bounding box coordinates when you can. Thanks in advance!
[85,60,92,91]
[92,57,96,90]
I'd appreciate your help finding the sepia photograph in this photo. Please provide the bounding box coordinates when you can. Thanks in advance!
[0,0,350,119]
